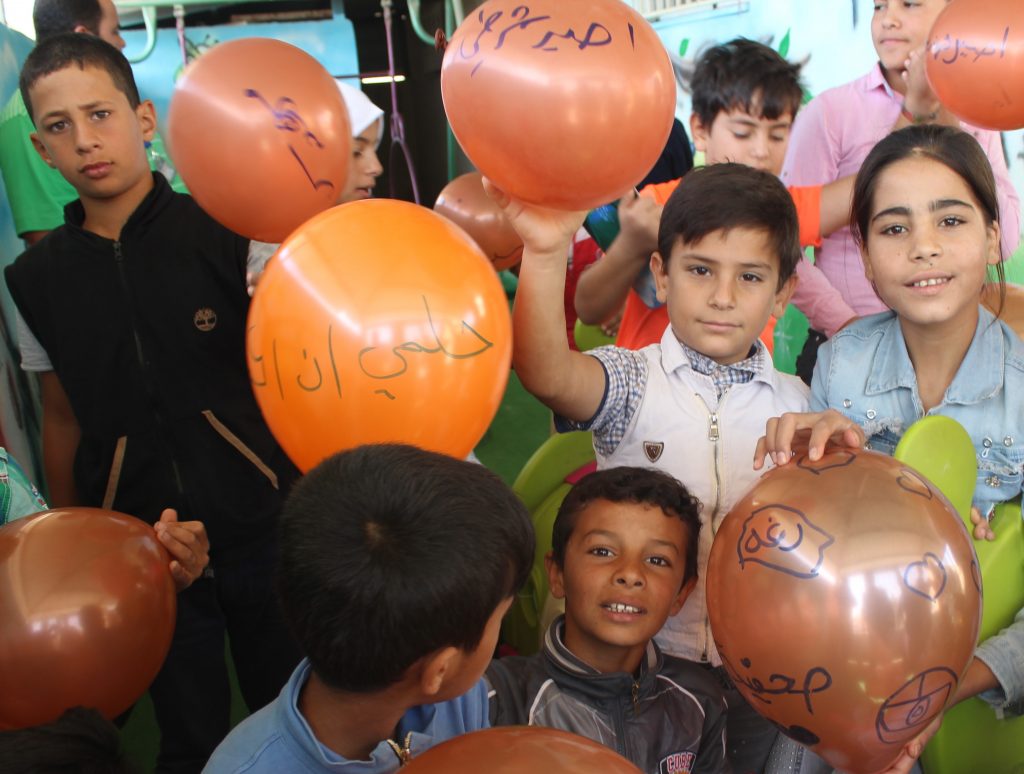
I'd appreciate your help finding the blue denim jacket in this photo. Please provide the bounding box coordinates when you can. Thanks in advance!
[811,308,1024,715]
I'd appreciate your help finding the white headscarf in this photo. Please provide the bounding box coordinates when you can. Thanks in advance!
[335,80,385,148]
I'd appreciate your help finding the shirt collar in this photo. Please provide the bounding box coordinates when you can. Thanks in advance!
[866,307,1005,403]
[658,325,769,381]
[864,62,897,98]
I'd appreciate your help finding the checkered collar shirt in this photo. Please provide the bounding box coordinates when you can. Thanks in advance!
[680,340,765,397]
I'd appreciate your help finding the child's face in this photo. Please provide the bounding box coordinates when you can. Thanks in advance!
[690,105,793,176]
[871,0,948,74]
[548,499,693,674]
[29,65,155,205]
[862,156,999,331]
[652,227,795,364]
[338,123,383,204]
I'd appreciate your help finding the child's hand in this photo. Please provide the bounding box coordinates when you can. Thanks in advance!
[616,190,661,256]
[482,178,587,257]
[155,508,210,592]
[901,47,941,120]
[753,410,865,469]
[970,506,996,541]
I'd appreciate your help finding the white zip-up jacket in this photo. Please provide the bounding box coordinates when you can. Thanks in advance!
[562,326,809,665]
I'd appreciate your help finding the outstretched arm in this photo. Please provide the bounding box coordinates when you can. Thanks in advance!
[486,181,607,421]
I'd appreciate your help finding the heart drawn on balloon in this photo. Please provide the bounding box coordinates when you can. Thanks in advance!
[896,467,934,500]
[796,450,856,475]
[903,552,947,602]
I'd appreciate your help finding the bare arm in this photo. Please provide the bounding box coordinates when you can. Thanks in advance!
[484,182,607,421]
[21,230,49,247]
[574,193,661,325]
[819,176,855,239]
[41,371,81,506]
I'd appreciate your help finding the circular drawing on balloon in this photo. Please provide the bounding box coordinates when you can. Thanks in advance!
[876,667,956,744]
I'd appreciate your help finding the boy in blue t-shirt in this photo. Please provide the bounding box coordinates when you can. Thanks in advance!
[205,444,535,773]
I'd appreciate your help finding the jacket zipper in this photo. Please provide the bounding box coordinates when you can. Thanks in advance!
[113,240,187,503]
[695,390,731,662]
[631,680,640,712]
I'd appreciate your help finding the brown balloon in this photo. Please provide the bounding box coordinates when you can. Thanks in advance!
[707,445,980,774]
[434,172,524,270]
[440,0,675,211]
[0,508,177,729]
[402,726,642,773]
[926,0,1024,130]
[168,37,351,242]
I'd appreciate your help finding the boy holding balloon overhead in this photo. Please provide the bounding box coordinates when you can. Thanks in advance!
[497,162,810,772]
[4,34,301,772]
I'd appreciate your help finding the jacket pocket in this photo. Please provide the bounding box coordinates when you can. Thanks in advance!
[201,410,279,490]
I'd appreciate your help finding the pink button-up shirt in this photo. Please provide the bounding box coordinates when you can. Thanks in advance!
[782,65,1022,336]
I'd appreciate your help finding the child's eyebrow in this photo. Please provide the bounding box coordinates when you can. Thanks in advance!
[871,205,911,222]
[929,198,974,212]
[679,253,773,271]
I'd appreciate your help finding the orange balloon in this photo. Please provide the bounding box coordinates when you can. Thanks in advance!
[434,172,524,270]
[440,0,675,211]
[246,200,512,471]
[0,508,177,730]
[167,37,351,242]
[402,726,642,773]
[707,445,981,774]
[926,0,1024,130]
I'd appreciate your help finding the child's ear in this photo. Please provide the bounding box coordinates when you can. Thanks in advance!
[669,576,698,616]
[651,251,670,304]
[417,646,460,698]
[29,132,55,168]
[136,100,157,143]
[689,113,709,154]
[771,274,798,318]
[985,221,1002,267]
[544,551,566,600]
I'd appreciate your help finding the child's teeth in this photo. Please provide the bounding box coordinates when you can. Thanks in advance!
[607,603,641,613]
[913,278,948,287]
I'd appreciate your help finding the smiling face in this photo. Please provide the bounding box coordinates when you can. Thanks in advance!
[871,0,949,77]
[29,64,154,208]
[691,103,793,175]
[653,226,796,365]
[548,499,695,675]
[862,155,1000,334]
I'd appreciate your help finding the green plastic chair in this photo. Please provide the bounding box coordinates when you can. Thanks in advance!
[894,415,1024,774]
[502,431,596,655]
[573,319,615,353]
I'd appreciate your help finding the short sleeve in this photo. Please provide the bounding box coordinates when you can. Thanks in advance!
[557,345,647,457]
[15,308,53,372]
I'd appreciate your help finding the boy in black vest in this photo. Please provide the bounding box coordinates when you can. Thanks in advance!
[5,33,301,773]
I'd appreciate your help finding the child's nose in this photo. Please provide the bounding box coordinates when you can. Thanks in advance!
[614,560,645,587]
[910,225,942,261]
[710,277,737,308]
[73,124,101,152]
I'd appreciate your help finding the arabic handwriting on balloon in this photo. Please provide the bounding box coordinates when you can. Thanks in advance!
[244,88,335,193]
[932,28,1010,65]
[734,659,833,715]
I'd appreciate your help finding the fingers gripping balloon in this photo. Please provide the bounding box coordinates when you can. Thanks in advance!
[707,445,981,774]
[440,0,675,211]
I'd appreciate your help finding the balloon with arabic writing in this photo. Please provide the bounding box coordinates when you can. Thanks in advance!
[168,37,351,241]
[707,444,980,774]
[440,0,675,211]
[402,727,642,773]
[925,0,1024,130]
[0,508,177,729]
[433,172,523,271]
[246,200,512,471]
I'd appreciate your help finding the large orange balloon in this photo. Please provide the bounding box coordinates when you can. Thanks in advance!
[926,0,1024,130]
[434,172,523,270]
[168,38,351,242]
[0,508,177,730]
[247,200,512,471]
[402,726,642,773]
[440,0,675,211]
[707,446,981,774]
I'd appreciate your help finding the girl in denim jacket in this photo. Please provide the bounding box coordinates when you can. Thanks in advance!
[758,124,1024,773]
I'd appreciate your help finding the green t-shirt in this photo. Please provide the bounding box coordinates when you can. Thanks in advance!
[0,91,188,237]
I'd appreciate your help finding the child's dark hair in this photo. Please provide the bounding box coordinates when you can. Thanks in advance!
[20,33,140,123]
[551,467,701,588]
[0,707,136,774]
[658,163,801,288]
[33,0,105,41]
[691,37,804,130]
[851,124,1004,307]
[277,444,534,693]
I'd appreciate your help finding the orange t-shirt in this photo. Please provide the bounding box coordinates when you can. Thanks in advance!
[614,179,823,352]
